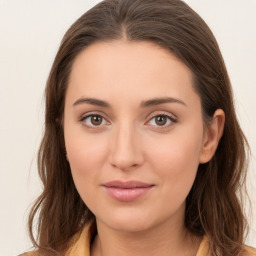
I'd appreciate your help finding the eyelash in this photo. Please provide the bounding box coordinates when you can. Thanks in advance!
[146,113,177,129]
[79,114,109,129]
[79,113,177,129]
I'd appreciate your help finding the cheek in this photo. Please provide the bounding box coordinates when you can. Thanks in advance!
[64,127,109,189]
[145,127,203,196]
[147,127,202,168]
[65,132,111,213]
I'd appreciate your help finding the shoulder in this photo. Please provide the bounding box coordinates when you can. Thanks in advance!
[197,236,256,256]
[18,252,37,256]
[18,251,56,256]
[242,245,256,256]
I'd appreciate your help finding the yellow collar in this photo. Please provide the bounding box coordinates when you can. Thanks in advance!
[64,222,212,256]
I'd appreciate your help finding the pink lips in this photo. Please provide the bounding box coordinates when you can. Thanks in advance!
[102,180,154,202]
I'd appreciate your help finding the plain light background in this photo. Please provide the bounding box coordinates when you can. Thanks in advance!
[0,0,255,255]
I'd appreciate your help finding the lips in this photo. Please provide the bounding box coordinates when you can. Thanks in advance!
[102,180,154,202]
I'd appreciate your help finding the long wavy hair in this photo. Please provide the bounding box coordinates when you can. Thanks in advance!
[28,0,249,255]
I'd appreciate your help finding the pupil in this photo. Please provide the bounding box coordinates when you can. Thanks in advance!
[156,116,167,126]
[92,116,102,125]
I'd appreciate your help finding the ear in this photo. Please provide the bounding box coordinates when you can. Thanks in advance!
[66,151,69,162]
[199,109,225,164]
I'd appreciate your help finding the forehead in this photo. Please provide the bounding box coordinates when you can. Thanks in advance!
[67,40,199,108]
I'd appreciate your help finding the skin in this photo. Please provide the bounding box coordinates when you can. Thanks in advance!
[64,40,225,256]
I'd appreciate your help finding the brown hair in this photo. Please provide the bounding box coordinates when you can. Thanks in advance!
[28,0,249,255]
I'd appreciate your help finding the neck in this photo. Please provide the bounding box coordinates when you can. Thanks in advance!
[91,213,202,256]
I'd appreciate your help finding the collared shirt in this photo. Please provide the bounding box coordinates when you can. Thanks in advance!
[64,223,210,256]
[64,223,256,256]
[22,223,256,256]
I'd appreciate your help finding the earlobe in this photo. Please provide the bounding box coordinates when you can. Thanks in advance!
[65,150,69,162]
[199,109,225,164]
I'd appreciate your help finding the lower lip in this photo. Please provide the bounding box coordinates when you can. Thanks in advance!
[104,186,153,202]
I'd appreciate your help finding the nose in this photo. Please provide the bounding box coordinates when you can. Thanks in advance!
[109,123,144,171]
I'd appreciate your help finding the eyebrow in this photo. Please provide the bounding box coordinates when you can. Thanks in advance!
[140,97,187,107]
[73,97,111,108]
[73,97,187,108]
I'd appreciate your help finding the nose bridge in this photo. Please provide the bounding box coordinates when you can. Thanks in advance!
[110,120,143,170]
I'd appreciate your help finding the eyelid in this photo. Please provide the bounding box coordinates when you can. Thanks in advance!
[79,112,111,128]
[145,111,177,128]
[146,111,177,121]
[78,111,177,129]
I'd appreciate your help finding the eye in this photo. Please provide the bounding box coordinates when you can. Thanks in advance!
[147,114,176,127]
[80,114,108,127]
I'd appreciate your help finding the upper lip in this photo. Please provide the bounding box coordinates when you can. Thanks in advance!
[103,180,153,189]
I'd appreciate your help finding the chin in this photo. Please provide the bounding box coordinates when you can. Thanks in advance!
[108,219,153,233]
[96,207,163,233]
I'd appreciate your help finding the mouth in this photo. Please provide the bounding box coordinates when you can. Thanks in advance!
[102,180,154,202]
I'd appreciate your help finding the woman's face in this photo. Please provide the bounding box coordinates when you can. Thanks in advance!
[64,40,209,232]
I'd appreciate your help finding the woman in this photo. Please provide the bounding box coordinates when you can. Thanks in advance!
[22,0,255,255]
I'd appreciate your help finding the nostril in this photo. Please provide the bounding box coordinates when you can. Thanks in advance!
[111,160,139,171]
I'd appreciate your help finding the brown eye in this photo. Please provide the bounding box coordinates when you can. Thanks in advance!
[147,114,176,128]
[81,114,108,127]
[91,115,103,126]
[155,116,168,126]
